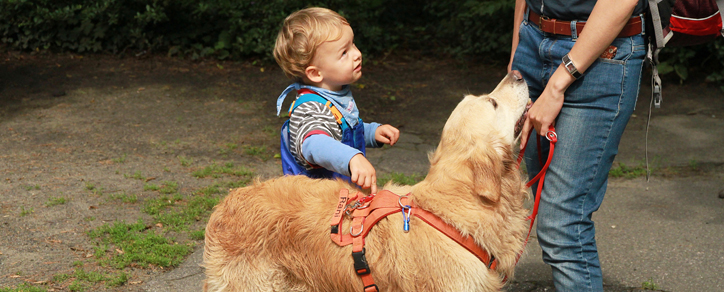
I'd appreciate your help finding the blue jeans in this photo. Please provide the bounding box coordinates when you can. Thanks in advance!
[511,14,646,292]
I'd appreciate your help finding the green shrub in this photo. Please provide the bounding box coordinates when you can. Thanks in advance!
[0,0,508,60]
[424,0,514,60]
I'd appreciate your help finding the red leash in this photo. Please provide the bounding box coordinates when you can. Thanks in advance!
[515,126,557,263]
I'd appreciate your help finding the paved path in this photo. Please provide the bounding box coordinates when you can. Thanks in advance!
[143,83,724,292]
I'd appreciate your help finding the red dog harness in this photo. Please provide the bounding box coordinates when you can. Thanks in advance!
[330,189,499,292]
[329,127,558,291]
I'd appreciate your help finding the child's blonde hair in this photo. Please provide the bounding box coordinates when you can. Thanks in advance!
[273,7,350,80]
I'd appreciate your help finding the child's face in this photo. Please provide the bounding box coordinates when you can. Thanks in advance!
[308,25,362,91]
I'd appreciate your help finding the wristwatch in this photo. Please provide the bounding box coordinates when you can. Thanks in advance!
[562,54,582,79]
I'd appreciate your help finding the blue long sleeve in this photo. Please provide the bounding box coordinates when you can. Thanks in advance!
[364,122,382,148]
[301,134,361,176]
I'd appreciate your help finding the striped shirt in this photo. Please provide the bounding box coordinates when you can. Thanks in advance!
[288,100,343,169]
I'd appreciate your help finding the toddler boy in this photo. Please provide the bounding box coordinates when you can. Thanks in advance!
[273,7,399,194]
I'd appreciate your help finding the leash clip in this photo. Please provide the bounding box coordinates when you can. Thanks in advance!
[398,195,411,232]
[545,130,557,142]
[345,201,360,216]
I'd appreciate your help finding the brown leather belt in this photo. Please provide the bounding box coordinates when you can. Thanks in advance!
[528,11,642,38]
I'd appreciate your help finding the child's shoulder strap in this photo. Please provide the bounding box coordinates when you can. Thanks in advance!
[288,89,344,125]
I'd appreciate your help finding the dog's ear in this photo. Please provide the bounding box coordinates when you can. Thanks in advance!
[474,171,502,204]
[470,151,502,204]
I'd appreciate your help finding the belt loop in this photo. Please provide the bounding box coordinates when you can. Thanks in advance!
[570,20,578,39]
[524,7,530,25]
[639,13,646,36]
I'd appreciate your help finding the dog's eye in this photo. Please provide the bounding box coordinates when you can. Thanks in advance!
[489,98,498,109]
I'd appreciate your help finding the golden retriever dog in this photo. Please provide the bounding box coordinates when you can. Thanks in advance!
[203,72,531,292]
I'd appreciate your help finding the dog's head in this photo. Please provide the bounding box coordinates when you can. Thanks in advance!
[426,72,530,203]
[443,72,530,148]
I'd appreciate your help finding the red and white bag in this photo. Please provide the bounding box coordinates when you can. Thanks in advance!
[647,0,723,107]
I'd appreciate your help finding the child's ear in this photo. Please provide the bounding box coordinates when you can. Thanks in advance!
[305,66,323,83]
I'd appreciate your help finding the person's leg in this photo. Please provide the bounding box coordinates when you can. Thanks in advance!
[531,34,646,292]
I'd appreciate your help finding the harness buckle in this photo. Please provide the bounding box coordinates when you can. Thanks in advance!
[352,248,371,275]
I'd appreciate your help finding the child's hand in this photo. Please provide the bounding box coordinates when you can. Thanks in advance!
[349,153,377,194]
[375,124,400,146]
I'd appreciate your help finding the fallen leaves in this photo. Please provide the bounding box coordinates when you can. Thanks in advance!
[44,238,62,244]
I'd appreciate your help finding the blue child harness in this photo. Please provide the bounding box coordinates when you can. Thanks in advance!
[280,89,366,181]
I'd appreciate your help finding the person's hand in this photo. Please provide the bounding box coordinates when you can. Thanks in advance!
[519,68,572,149]
[349,153,377,194]
[375,124,400,146]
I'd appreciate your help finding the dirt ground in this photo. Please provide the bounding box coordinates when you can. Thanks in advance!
[0,51,511,291]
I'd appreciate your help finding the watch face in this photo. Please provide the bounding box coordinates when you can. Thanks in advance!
[565,63,575,72]
[563,54,581,79]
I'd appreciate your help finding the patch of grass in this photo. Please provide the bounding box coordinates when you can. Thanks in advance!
[196,184,223,196]
[85,183,103,195]
[124,170,145,180]
[53,268,117,292]
[158,181,179,194]
[143,183,160,192]
[244,145,266,156]
[688,159,699,170]
[53,273,73,283]
[226,179,251,189]
[192,162,253,178]
[141,191,220,232]
[45,196,68,207]
[109,192,138,203]
[142,194,179,216]
[144,181,179,195]
[190,228,205,240]
[0,283,47,292]
[262,125,276,136]
[84,216,96,222]
[87,219,193,269]
[106,271,129,287]
[73,268,107,283]
[94,244,108,259]
[243,145,271,160]
[642,278,659,290]
[194,178,252,198]
[20,206,34,216]
[178,155,193,167]
[24,184,40,191]
[112,153,127,164]
[143,178,250,233]
[68,280,84,292]
[378,172,424,186]
[218,143,238,156]
[609,163,647,178]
